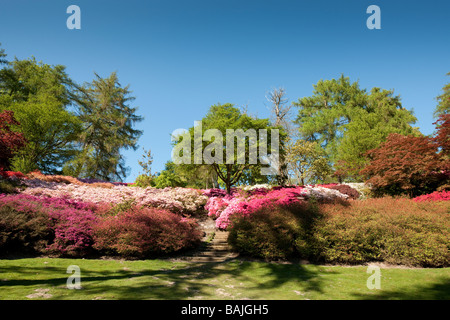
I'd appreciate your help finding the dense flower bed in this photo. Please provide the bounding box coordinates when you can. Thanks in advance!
[0,171,369,258]
[203,185,350,229]
[21,177,208,215]
[0,193,202,258]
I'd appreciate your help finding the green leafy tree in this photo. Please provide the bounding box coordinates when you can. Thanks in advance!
[67,72,143,181]
[285,139,332,185]
[334,88,419,180]
[294,75,418,180]
[152,161,186,188]
[0,43,7,65]
[173,103,280,193]
[0,57,81,173]
[133,148,155,187]
[434,72,450,118]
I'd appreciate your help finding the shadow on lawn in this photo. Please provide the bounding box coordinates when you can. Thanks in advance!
[0,258,327,300]
[2,259,448,300]
[351,277,450,300]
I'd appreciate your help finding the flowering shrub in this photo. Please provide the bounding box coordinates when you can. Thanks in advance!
[413,190,450,202]
[0,194,99,257]
[21,178,208,215]
[202,188,234,198]
[0,170,26,180]
[324,184,360,200]
[136,187,208,215]
[206,185,350,229]
[228,202,320,260]
[93,206,202,258]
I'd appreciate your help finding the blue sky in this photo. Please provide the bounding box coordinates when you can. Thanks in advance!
[1,0,449,182]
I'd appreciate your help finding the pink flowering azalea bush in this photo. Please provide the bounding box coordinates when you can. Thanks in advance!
[0,194,99,257]
[0,192,203,258]
[413,190,450,202]
[205,185,349,229]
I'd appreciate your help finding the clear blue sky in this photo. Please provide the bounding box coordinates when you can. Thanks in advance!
[1,0,449,182]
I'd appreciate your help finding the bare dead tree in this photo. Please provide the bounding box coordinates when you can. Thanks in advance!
[266,87,294,185]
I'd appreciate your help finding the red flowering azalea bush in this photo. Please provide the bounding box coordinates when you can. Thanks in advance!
[413,190,450,202]
[93,206,202,258]
[0,170,26,179]
[324,184,360,199]
[0,110,26,170]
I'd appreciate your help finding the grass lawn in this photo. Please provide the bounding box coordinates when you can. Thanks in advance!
[0,258,449,300]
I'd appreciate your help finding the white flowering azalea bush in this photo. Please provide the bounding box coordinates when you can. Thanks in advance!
[21,176,208,215]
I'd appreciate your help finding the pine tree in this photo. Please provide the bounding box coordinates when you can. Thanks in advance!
[67,72,143,181]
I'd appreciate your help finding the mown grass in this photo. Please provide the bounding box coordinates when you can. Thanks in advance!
[0,258,449,300]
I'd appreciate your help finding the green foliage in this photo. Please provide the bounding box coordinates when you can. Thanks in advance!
[0,204,53,256]
[0,178,22,194]
[137,148,153,176]
[173,103,281,193]
[0,58,81,174]
[68,72,143,181]
[312,198,450,267]
[153,171,186,188]
[434,72,450,118]
[294,75,418,180]
[0,43,7,65]
[133,174,155,188]
[285,139,332,185]
[228,202,321,260]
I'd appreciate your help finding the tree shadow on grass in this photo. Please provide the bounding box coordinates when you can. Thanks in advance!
[0,258,329,300]
[350,277,450,300]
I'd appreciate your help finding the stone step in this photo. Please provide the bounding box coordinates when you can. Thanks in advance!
[193,250,232,257]
[188,253,239,263]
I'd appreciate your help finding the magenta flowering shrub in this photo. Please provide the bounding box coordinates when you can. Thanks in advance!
[0,194,99,257]
[209,187,310,229]
[413,190,450,202]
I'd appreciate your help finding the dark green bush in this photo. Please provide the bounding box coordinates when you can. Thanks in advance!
[0,204,53,256]
[228,201,321,261]
[0,179,21,194]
